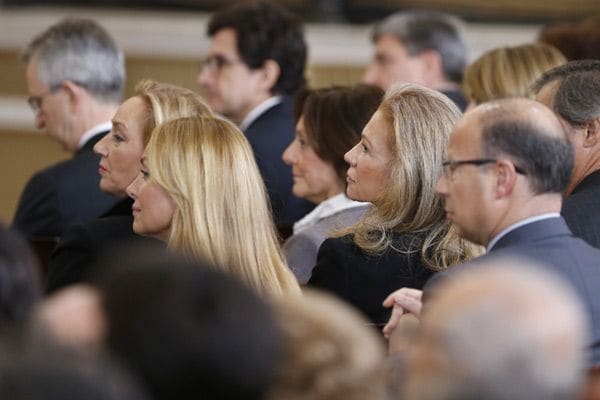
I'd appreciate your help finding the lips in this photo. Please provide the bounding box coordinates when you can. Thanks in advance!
[346,175,355,184]
[98,163,108,174]
[131,203,141,216]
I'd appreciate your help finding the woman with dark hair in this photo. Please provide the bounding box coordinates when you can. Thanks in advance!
[282,84,383,284]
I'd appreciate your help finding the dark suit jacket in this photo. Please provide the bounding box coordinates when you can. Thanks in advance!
[244,96,314,226]
[11,132,119,239]
[562,169,600,249]
[308,233,434,324]
[441,89,468,111]
[427,217,600,366]
[46,198,160,294]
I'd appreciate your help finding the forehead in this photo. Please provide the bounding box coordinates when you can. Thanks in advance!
[535,79,560,109]
[114,96,146,121]
[374,34,409,56]
[25,60,46,92]
[448,113,482,156]
[208,28,240,57]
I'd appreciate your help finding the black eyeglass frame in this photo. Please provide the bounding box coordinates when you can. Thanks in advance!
[442,158,527,176]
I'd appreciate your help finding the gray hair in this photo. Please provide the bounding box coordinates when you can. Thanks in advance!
[533,60,600,128]
[23,18,125,104]
[372,11,466,83]
[409,260,587,400]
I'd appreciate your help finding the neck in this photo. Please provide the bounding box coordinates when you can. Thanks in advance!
[68,100,118,153]
[485,193,562,246]
[232,93,272,126]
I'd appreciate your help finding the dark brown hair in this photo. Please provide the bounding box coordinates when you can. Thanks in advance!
[294,84,384,180]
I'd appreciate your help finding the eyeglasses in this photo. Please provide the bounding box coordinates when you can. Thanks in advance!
[27,83,62,114]
[442,158,527,178]
[200,55,244,73]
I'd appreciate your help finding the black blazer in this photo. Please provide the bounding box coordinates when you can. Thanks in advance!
[244,96,313,226]
[427,217,600,366]
[562,169,600,249]
[308,233,434,324]
[11,132,119,238]
[46,198,159,294]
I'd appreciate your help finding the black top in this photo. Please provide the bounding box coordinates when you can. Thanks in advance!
[308,232,434,324]
[46,198,159,294]
[562,169,600,249]
[11,132,119,239]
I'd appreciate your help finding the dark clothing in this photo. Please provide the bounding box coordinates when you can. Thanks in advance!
[244,96,313,226]
[427,217,600,366]
[562,169,600,249]
[11,132,118,239]
[308,233,434,324]
[46,198,159,294]
[441,89,468,111]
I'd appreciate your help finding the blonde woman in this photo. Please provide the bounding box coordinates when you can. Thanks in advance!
[126,117,300,296]
[462,43,566,107]
[308,83,478,324]
[47,80,213,293]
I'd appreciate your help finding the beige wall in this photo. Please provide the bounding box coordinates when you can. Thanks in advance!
[0,50,364,224]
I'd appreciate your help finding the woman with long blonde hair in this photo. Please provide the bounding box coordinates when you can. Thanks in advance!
[308,83,479,324]
[126,116,300,296]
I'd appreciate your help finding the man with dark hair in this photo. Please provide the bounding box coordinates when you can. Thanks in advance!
[383,98,600,365]
[363,11,468,110]
[533,60,600,248]
[198,1,313,227]
[13,18,123,238]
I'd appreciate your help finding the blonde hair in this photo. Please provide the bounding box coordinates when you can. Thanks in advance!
[133,79,213,145]
[463,43,566,104]
[347,83,479,270]
[145,116,300,296]
[267,290,387,400]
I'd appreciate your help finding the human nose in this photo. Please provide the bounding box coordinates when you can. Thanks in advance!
[34,112,45,129]
[93,134,108,156]
[281,140,297,165]
[344,144,358,166]
[197,66,214,89]
[126,173,142,199]
[361,64,378,85]
[435,174,449,197]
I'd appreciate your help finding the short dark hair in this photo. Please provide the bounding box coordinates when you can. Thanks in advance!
[208,1,306,95]
[533,60,600,128]
[294,84,384,180]
[481,118,573,194]
[372,11,466,83]
[96,247,281,400]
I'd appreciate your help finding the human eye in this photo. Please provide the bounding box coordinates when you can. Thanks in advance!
[111,129,125,143]
[361,141,368,153]
[141,168,150,180]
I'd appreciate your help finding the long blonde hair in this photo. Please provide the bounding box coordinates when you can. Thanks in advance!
[348,83,479,270]
[462,43,566,104]
[145,116,300,296]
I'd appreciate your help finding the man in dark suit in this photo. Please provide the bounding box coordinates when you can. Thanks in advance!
[383,98,600,365]
[12,19,124,239]
[534,60,600,248]
[198,1,313,227]
[362,11,468,110]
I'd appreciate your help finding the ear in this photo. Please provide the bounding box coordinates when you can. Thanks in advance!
[416,50,444,87]
[493,159,519,199]
[258,59,281,93]
[583,117,600,148]
[61,80,86,113]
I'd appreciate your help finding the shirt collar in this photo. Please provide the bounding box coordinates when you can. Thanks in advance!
[77,121,112,149]
[292,193,369,234]
[239,96,282,131]
[487,212,561,251]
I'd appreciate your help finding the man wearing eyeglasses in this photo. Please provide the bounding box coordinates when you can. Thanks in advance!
[197,1,313,230]
[383,98,600,365]
[12,19,122,239]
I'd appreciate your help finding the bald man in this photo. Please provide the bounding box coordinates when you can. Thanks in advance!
[384,98,600,365]
[403,262,587,400]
